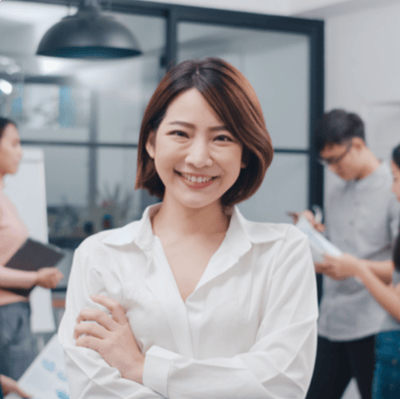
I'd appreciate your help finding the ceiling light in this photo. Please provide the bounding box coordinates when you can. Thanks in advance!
[0,79,13,95]
[36,0,142,59]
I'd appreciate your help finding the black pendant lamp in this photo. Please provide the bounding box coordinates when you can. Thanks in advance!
[36,0,142,59]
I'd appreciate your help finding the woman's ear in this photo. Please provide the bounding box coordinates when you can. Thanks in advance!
[145,131,156,159]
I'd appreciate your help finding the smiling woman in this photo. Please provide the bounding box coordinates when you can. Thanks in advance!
[58,57,318,399]
[144,88,244,212]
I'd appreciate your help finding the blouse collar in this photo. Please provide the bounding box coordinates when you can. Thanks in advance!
[101,204,285,255]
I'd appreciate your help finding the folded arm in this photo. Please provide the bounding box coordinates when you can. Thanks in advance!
[58,246,165,399]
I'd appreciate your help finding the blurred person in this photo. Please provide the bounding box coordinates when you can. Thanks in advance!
[0,374,31,398]
[302,110,400,399]
[0,117,64,379]
[59,57,319,399]
[323,143,400,399]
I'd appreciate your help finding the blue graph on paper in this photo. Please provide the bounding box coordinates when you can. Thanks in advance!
[56,390,69,399]
[18,334,71,399]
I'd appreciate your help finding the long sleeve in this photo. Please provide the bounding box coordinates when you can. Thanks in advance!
[58,245,165,399]
[142,228,318,399]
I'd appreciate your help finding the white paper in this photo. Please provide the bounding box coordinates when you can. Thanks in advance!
[5,334,70,399]
[296,215,342,263]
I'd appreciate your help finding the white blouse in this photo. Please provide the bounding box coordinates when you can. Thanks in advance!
[59,205,318,399]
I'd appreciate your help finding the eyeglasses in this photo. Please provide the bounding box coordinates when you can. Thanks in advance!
[318,142,352,166]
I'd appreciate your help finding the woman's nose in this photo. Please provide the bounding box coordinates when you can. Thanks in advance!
[185,138,213,168]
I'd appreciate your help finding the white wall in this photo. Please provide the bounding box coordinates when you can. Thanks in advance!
[325,2,400,159]
[325,1,400,110]
[142,0,292,15]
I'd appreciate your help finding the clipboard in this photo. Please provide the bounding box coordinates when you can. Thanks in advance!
[5,238,65,297]
[296,215,342,263]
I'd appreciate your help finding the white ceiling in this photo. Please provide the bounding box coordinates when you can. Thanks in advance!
[141,0,400,18]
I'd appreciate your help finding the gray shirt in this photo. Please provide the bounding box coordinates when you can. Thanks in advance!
[318,162,400,341]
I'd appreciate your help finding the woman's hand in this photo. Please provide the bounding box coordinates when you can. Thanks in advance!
[321,254,362,280]
[35,267,64,289]
[74,295,145,384]
[288,210,325,233]
[0,374,32,397]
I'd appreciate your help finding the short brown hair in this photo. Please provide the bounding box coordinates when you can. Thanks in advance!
[135,57,274,207]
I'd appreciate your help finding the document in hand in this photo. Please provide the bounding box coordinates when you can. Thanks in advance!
[5,238,64,297]
[4,334,70,399]
[296,215,342,263]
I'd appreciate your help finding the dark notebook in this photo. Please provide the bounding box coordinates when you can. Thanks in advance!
[5,238,65,297]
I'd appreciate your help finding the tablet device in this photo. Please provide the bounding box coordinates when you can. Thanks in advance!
[5,238,65,297]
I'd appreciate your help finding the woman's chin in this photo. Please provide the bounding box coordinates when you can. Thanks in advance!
[170,193,222,211]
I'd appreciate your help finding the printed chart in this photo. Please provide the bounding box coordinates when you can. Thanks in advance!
[5,334,70,399]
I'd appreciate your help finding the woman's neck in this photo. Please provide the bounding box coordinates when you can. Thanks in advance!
[152,197,230,238]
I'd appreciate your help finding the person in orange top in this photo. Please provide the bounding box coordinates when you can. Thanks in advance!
[0,117,63,379]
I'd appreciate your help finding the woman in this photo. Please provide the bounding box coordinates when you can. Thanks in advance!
[0,117,64,380]
[59,57,318,399]
[324,143,400,399]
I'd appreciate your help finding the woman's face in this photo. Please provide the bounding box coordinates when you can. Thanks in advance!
[146,88,244,211]
[391,160,400,202]
[0,123,22,179]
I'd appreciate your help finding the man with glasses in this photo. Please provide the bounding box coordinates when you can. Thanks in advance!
[304,109,400,399]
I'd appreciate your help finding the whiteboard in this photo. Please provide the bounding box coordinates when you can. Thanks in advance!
[3,148,56,333]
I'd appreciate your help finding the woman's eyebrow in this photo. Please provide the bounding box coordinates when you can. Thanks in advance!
[168,121,194,128]
[168,121,228,131]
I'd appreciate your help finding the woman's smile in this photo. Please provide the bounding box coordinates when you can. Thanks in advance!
[146,88,243,210]
[176,171,217,188]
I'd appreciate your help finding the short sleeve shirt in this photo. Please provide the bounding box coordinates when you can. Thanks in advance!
[318,162,400,341]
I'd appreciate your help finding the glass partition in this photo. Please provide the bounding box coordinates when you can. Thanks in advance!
[15,11,166,243]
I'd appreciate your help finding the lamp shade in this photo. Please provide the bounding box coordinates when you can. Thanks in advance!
[36,2,142,59]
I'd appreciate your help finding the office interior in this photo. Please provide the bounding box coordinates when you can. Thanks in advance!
[1,1,400,398]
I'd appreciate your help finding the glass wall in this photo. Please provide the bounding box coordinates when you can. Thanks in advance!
[14,12,166,243]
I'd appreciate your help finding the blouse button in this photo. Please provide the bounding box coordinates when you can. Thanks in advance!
[392,359,398,365]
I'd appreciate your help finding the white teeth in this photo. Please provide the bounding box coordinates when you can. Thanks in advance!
[182,173,212,183]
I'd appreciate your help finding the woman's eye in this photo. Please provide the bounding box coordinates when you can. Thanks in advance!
[171,130,188,137]
[214,135,233,142]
